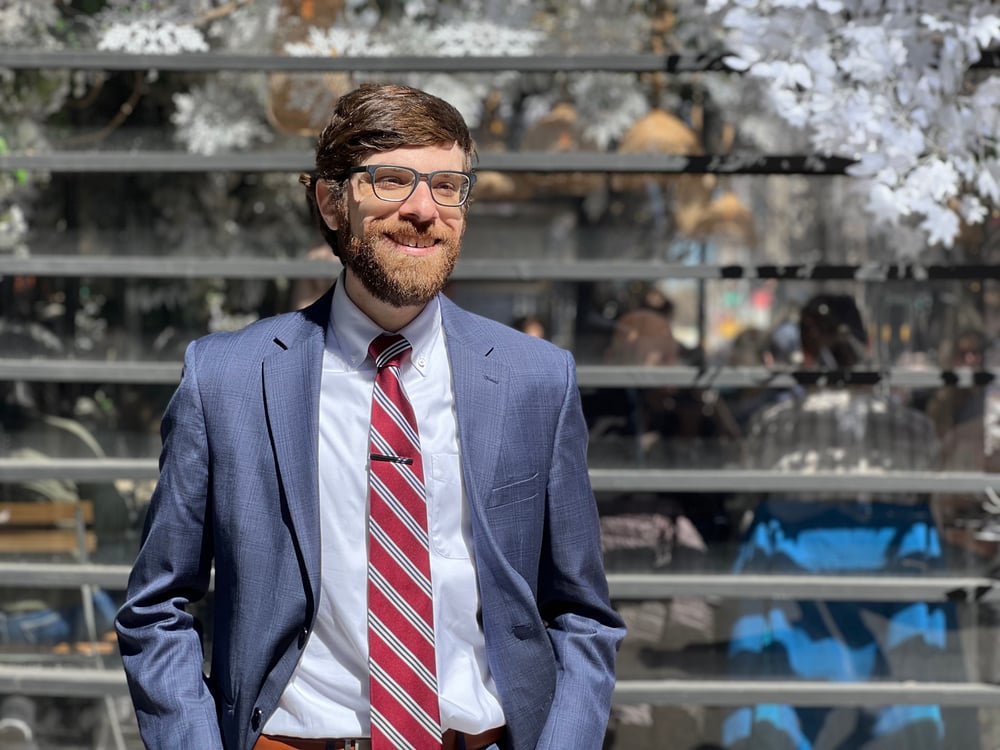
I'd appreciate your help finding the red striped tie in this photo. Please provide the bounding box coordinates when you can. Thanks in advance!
[367,334,442,750]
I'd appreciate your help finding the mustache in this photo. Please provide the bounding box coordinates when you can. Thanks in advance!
[369,218,450,242]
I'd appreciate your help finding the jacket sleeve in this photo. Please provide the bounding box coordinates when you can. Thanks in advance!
[535,350,626,749]
[115,340,224,749]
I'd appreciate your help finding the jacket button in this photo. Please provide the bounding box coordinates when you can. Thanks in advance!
[298,627,309,648]
[251,707,263,730]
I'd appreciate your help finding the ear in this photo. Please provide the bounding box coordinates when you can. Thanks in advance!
[315,179,340,231]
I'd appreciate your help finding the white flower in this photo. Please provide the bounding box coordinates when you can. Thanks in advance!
[0,203,28,252]
[170,79,271,156]
[284,27,384,57]
[846,152,887,178]
[919,205,961,248]
[839,27,908,84]
[569,73,651,149]
[920,14,953,34]
[424,21,545,57]
[908,159,960,203]
[977,164,1000,204]
[97,20,208,54]
[867,184,907,226]
[752,61,813,90]
[969,14,1000,50]
[958,195,988,225]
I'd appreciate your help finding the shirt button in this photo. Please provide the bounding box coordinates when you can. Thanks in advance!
[417,357,426,366]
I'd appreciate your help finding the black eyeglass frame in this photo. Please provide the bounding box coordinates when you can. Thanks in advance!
[337,164,477,207]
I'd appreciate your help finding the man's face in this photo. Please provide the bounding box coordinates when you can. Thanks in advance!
[956,335,984,368]
[328,143,468,308]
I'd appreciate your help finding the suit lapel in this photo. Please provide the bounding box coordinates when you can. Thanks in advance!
[259,290,505,604]
[261,289,331,604]
[441,298,509,509]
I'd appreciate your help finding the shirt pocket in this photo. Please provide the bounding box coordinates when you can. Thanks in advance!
[428,453,472,560]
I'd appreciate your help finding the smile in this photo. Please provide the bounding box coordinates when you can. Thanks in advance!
[391,236,437,249]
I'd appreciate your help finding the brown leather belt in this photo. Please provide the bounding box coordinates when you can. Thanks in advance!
[255,726,506,750]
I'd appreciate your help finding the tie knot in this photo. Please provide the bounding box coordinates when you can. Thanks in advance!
[369,333,411,369]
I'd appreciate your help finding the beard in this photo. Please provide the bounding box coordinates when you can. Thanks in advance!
[338,217,461,308]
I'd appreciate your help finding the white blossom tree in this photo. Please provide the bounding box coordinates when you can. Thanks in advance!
[704,0,1000,253]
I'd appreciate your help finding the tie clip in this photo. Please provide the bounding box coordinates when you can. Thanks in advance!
[370,453,414,465]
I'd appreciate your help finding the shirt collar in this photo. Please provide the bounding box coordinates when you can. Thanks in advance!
[327,271,440,376]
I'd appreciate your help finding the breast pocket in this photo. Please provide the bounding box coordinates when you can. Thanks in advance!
[428,453,472,559]
[487,472,540,508]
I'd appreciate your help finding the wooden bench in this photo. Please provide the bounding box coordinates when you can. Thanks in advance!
[0,501,96,557]
[0,499,107,653]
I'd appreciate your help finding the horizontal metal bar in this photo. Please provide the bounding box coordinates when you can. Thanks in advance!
[0,50,735,74]
[0,151,858,175]
[578,365,996,389]
[0,458,159,482]
[1,665,997,706]
[1,562,992,604]
[590,469,1000,494]
[0,358,994,389]
[0,150,312,173]
[0,665,131,698]
[606,573,997,603]
[2,48,997,73]
[4,255,1000,282]
[611,680,1000,707]
[0,459,996,494]
[0,359,184,384]
[0,255,343,280]
[0,562,132,590]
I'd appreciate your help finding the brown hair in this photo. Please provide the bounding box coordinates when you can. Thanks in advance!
[301,83,477,255]
[605,309,679,367]
[799,293,868,369]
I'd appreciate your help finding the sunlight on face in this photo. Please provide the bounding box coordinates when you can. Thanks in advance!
[337,144,468,308]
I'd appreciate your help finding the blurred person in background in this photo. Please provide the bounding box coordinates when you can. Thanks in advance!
[722,293,973,750]
[590,307,740,469]
[510,315,547,339]
[926,326,989,446]
[718,325,796,436]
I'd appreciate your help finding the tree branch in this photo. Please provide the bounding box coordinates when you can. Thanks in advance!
[193,0,255,28]
[63,71,144,147]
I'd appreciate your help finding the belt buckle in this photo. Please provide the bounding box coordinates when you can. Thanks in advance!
[343,741,365,750]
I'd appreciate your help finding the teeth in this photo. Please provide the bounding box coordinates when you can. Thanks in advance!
[397,238,434,248]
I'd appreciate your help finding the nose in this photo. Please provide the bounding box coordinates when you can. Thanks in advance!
[397,178,439,223]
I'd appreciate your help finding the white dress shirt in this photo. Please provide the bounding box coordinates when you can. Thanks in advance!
[264,275,504,737]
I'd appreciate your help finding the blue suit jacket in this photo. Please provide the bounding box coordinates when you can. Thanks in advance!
[116,288,625,750]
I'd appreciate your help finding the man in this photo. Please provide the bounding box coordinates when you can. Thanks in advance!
[115,83,624,750]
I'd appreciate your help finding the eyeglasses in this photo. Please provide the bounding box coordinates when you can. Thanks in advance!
[341,164,476,207]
